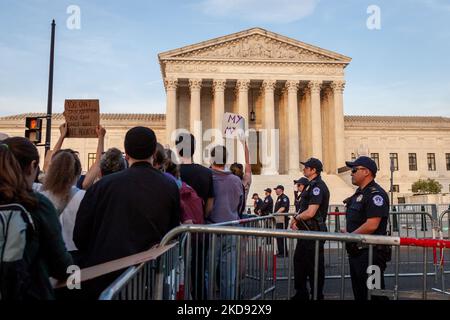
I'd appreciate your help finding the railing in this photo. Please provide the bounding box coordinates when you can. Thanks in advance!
[57,205,450,300]
[99,222,450,301]
[433,210,450,296]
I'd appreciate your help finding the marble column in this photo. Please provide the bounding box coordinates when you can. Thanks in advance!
[189,78,202,164]
[285,80,300,174]
[212,79,226,144]
[300,85,312,161]
[322,87,335,174]
[236,79,251,130]
[261,80,278,175]
[236,79,250,164]
[164,77,178,146]
[308,80,323,160]
[331,80,346,172]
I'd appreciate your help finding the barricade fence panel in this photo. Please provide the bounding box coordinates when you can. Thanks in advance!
[99,209,450,301]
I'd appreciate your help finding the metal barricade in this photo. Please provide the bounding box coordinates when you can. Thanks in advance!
[99,242,181,300]
[212,215,277,229]
[155,225,403,300]
[154,225,277,300]
[99,223,450,300]
[433,210,450,296]
[272,209,442,300]
[97,206,450,301]
[439,210,450,240]
[388,210,440,299]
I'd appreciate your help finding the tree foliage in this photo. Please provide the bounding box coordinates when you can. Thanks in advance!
[412,179,442,194]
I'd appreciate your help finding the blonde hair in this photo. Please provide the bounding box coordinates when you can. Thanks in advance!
[43,149,81,206]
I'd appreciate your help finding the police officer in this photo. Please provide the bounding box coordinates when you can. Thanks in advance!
[290,158,330,300]
[259,188,274,216]
[252,193,264,215]
[293,177,309,213]
[344,156,390,301]
[274,185,290,256]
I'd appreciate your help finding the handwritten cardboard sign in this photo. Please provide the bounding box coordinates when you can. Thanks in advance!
[222,112,245,139]
[64,100,100,138]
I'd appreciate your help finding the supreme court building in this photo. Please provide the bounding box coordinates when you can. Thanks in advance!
[1,28,450,204]
[159,28,350,176]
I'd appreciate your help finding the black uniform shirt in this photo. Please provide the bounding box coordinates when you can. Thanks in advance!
[345,180,389,235]
[298,175,330,222]
[274,193,290,213]
[294,191,303,213]
[254,198,264,214]
[260,195,274,215]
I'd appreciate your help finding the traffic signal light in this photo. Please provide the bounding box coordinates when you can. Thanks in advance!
[25,117,43,144]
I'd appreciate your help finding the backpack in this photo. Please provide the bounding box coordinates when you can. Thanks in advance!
[179,182,204,224]
[0,203,35,300]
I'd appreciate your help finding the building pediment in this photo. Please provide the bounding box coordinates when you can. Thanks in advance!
[159,28,351,64]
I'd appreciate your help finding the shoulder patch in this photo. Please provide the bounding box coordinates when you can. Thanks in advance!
[313,187,321,196]
[373,195,384,207]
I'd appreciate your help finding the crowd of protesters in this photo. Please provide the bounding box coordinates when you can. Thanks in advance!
[0,125,255,300]
[0,121,389,302]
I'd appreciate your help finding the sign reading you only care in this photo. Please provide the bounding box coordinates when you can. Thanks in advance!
[64,100,100,138]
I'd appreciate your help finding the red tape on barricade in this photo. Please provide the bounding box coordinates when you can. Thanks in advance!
[328,212,346,216]
[400,238,450,249]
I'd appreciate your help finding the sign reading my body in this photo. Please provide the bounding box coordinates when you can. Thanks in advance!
[223,113,244,137]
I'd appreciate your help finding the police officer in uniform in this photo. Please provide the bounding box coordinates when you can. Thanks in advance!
[344,156,390,300]
[293,177,309,213]
[259,188,274,216]
[252,193,264,215]
[274,185,290,256]
[290,158,330,300]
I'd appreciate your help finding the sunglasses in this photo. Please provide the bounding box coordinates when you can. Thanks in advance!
[351,167,366,174]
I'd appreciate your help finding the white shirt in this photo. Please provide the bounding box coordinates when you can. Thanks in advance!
[34,183,85,251]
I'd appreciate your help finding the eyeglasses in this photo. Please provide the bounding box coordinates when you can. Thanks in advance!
[351,167,366,174]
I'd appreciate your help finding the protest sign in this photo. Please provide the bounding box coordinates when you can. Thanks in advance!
[222,112,245,139]
[64,99,100,138]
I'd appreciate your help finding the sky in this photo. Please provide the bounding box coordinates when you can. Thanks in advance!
[0,0,449,117]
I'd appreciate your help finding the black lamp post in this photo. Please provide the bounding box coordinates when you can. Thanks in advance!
[250,90,256,122]
[45,19,56,155]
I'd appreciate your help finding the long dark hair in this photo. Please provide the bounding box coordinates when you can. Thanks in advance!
[0,138,39,210]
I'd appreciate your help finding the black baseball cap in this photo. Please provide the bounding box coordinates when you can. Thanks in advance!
[294,177,309,186]
[346,156,378,176]
[273,185,284,191]
[264,188,272,193]
[300,158,323,172]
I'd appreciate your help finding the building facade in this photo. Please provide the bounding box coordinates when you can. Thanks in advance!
[159,28,351,176]
[1,113,450,204]
[1,28,449,204]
